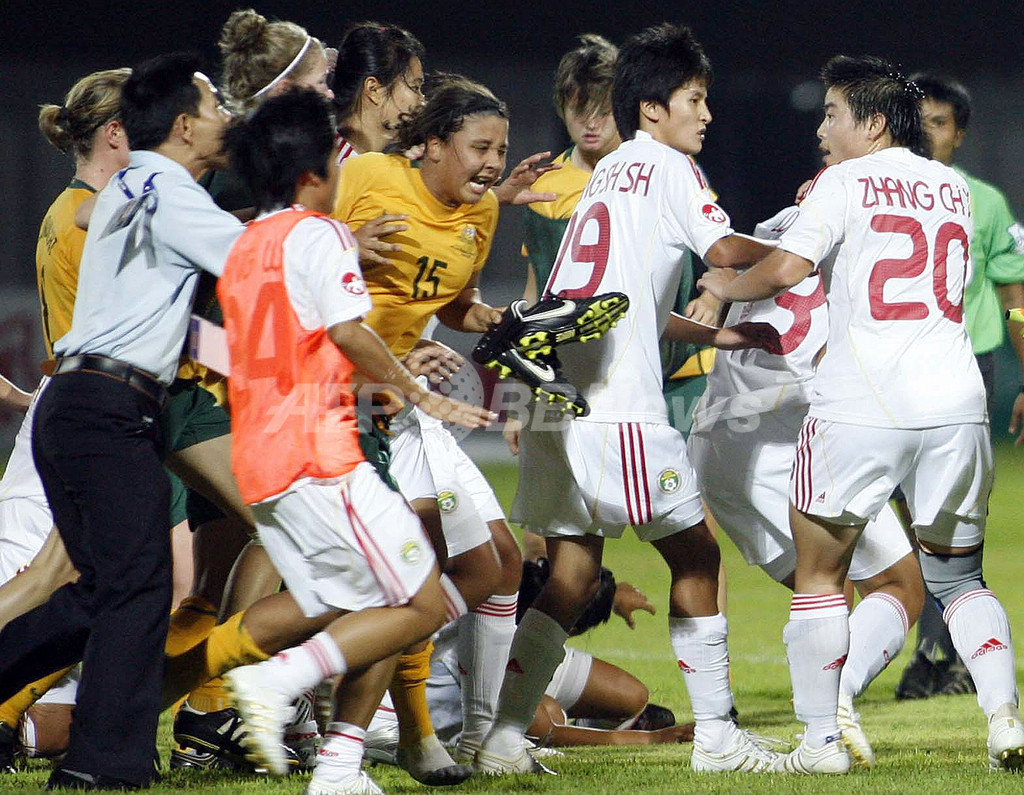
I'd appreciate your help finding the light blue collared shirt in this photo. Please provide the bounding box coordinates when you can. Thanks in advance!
[55,150,243,384]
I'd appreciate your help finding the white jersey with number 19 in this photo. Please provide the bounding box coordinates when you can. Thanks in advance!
[544,130,732,424]
[779,147,986,428]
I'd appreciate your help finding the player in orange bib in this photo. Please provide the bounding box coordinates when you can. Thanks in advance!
[218,90,493,793]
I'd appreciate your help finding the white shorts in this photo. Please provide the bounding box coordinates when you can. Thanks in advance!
[252,462,436,617]
[420,421,502,558]
[0,378,53,582]
[392,408,495,558]
[512,420,705,542]
[689,408,912,582]
[791,418,992,548]
[545,645,593,711]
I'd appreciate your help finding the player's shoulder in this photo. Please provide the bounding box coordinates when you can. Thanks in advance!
[533,148,590,192]
[340,150,396,177]
[46,183,93,221]
[292,211,357,248]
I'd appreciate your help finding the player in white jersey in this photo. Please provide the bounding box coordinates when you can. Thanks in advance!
[476,24,783,776]
[700,55,1023,774]
[688,206,924,768]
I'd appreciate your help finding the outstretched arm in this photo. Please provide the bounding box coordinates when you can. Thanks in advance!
[703,234,778,269]
[698,248,814,303]
[436,272,504,333]
[528,695,694,747]
[329,319,494,430]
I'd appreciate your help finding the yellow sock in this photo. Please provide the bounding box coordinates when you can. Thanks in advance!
[165,595,218,658]
[162,610,269,710]
[184,677,232,713]
[0,667,73,728]
[389,642,435,747]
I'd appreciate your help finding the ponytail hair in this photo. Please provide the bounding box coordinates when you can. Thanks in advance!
[38,68,130,158]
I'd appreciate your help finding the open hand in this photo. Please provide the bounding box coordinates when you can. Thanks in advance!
[354,213,408,267]
[493,151,561,206]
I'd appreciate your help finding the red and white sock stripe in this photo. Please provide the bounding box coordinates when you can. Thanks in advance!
[474,594,518,619]
[618,422,653,526]
[863,591,910,635]
[302,632,347,680]
[943,588,996,624]
[789,592,848,619]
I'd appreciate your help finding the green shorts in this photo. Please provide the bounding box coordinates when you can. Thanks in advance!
[663,374,708,439]
[357,404,398,492]
[164,379,232,528]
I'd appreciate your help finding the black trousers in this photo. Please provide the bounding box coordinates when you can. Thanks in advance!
[0,370,172,785]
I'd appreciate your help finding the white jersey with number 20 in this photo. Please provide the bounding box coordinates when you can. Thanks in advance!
[779,147,986,428]
[544,130,732,424]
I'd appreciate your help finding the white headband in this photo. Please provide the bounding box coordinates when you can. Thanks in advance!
[251,36,312,100]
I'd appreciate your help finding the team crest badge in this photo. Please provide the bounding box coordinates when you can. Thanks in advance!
[401,540,422,565]
[437,489,458,513]
[342,271,367,295]
[460,225,476,241]
[701,203,727,224]
[658,469,681,494]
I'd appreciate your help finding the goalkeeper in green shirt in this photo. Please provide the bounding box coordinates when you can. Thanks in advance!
[894,72,1024,701]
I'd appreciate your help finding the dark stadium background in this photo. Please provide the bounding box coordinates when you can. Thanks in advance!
[2,0,1023,449]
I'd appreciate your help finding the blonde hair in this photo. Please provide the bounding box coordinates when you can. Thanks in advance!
[218,8,323,111]
[38,68,130,159]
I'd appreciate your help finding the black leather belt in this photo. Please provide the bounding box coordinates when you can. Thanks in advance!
[53,354,168,409]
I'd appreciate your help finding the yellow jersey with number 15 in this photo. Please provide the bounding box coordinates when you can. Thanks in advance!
[331,152,498,359]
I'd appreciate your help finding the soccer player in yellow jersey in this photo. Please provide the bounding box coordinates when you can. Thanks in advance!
[0,68,130,770]
[521,34,621,304]
[333,74,528,765]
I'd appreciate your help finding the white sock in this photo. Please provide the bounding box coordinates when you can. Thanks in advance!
[260,632,348,699]
[668,613,734,751]
[313,722,366,782]
[483,608,567,756]
[784,593,849,748]
[367,691,397,734]
[457,593,518,748]
[944,588,1019,714]
[840,592,909,700]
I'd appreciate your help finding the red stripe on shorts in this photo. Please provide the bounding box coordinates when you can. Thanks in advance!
[619,424,637,525]
[341,486,406,604]
[635,424,653,524]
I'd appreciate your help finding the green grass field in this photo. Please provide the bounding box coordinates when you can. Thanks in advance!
[5,443,1024,792]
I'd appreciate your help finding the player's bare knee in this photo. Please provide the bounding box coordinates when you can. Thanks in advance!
[407,572,449,633]
[445,541,502,607]
[540,566,600,618]
[489,520,523,592]
[624,677,650,717]
[654,522,721,578]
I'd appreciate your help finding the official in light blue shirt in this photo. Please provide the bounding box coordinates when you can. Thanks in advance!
[0,54,243,790]
[57,142,242,384]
